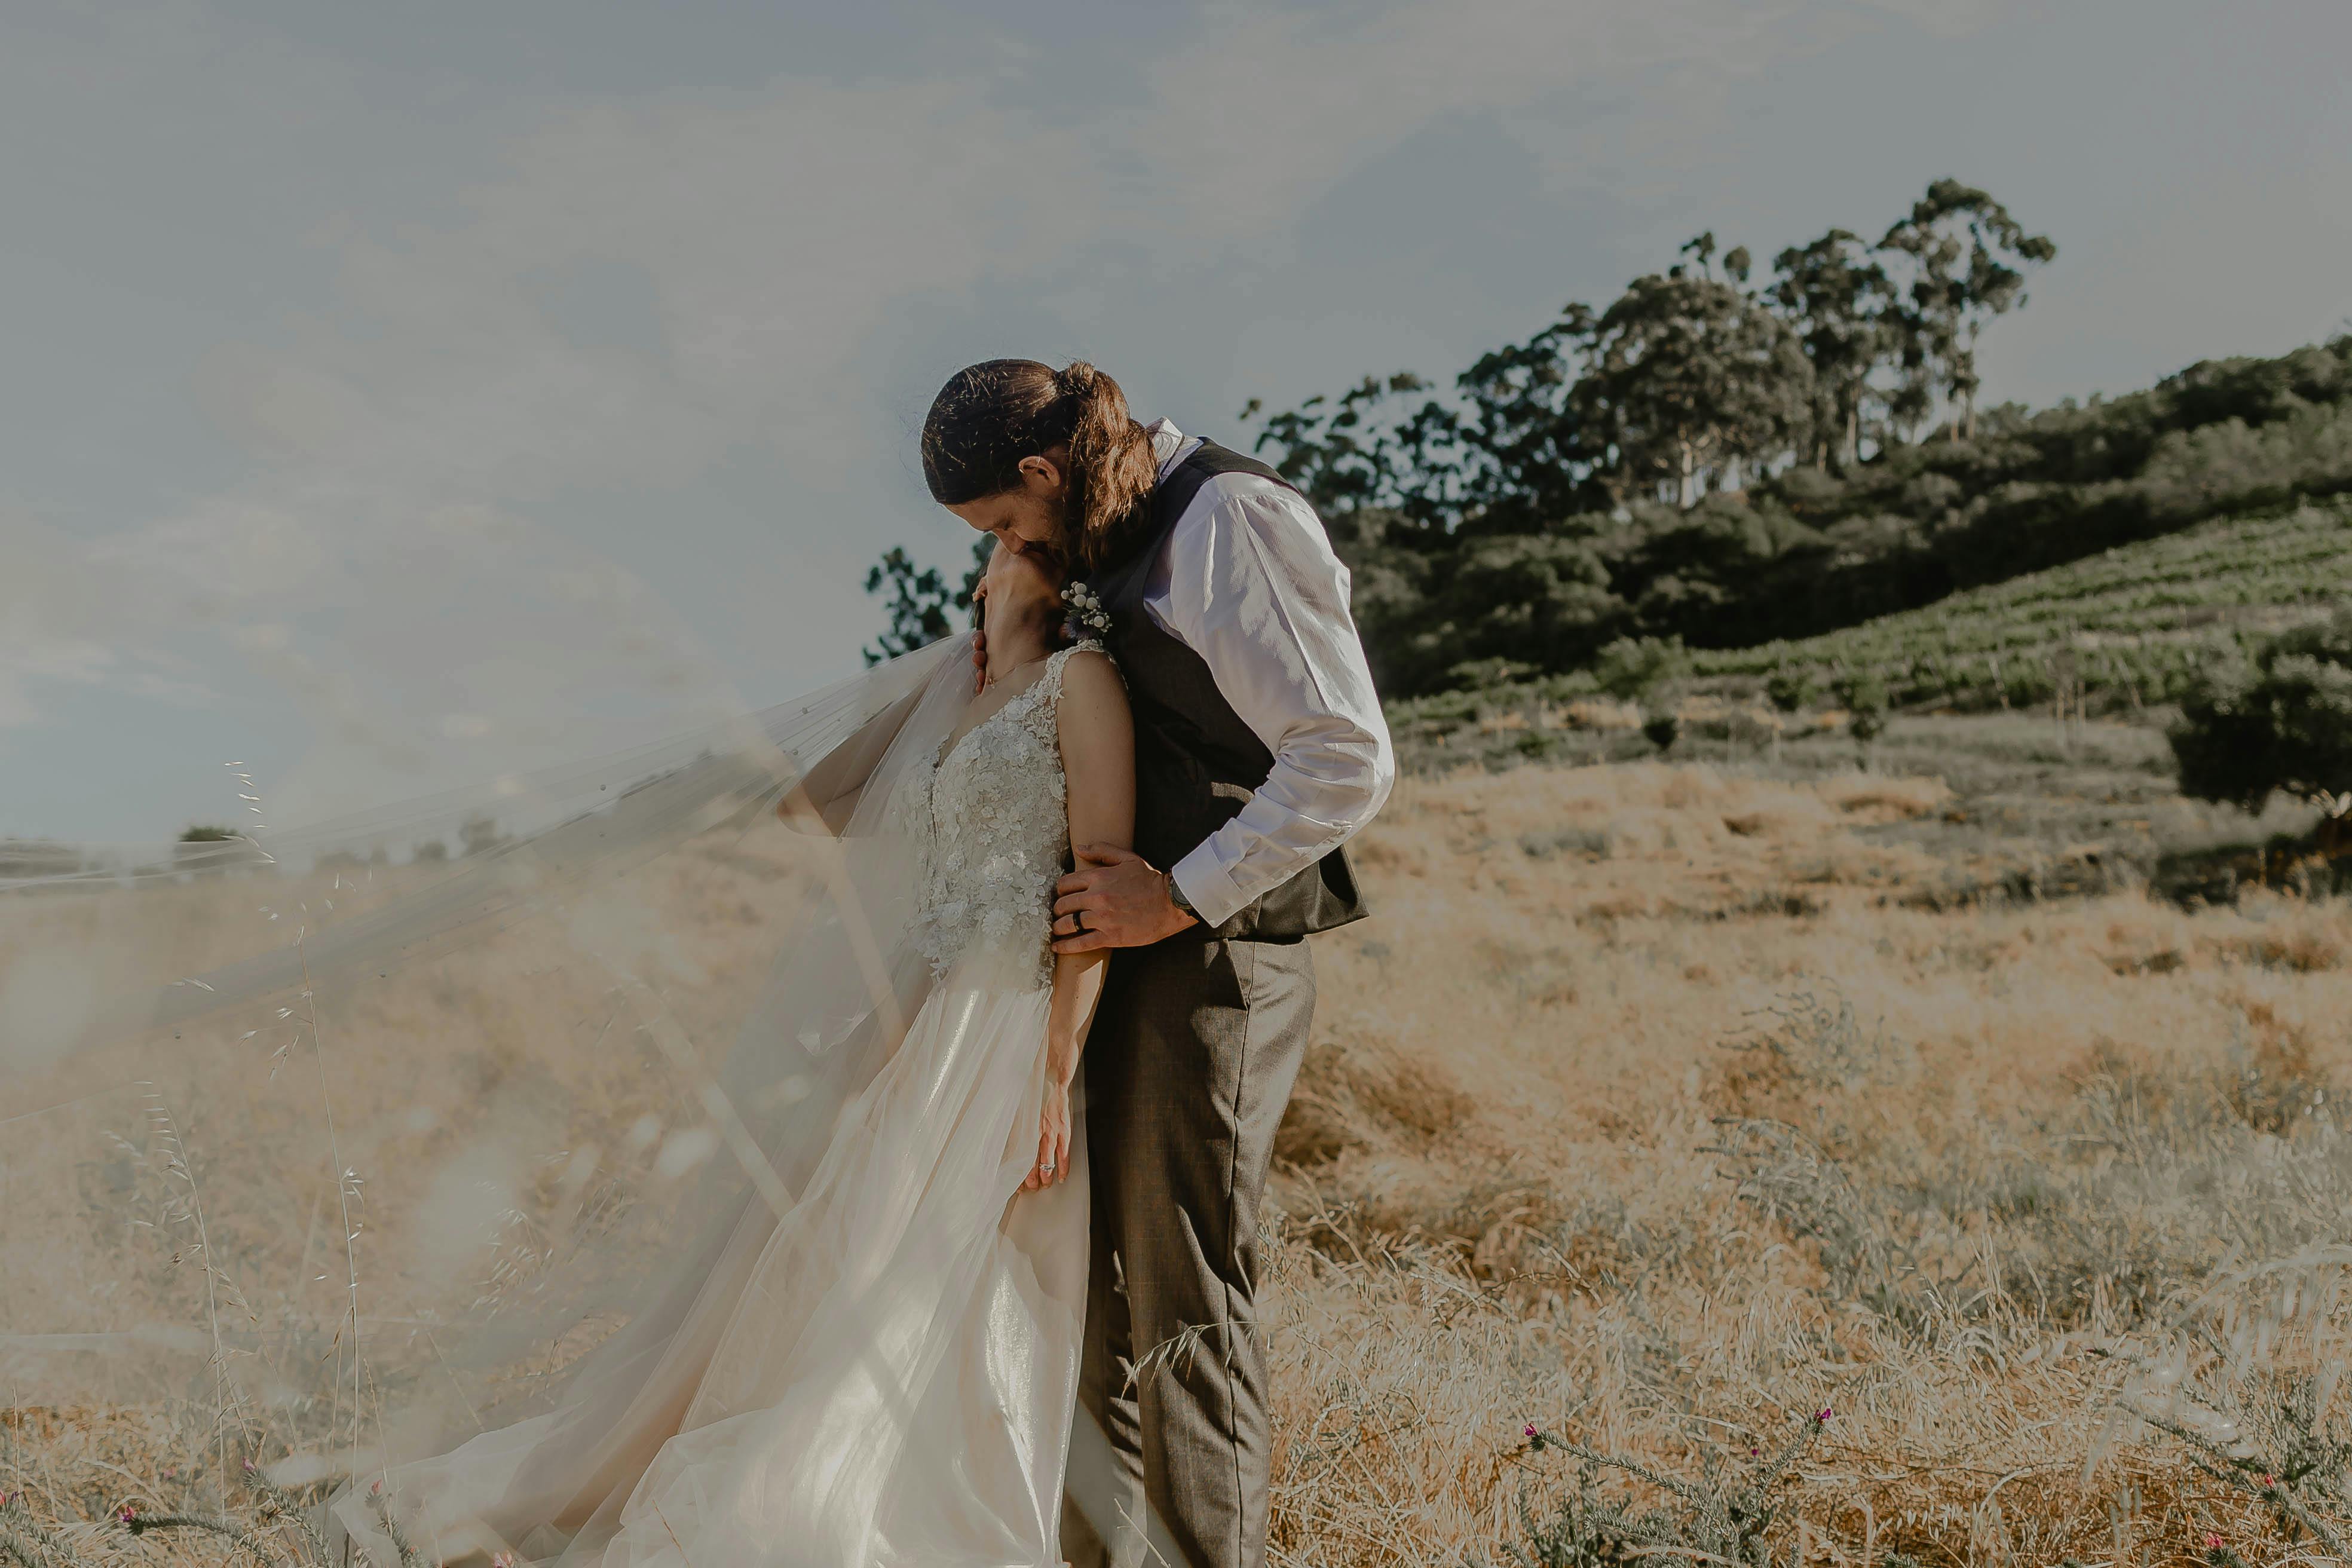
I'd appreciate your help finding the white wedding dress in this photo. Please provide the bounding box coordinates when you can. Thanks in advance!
[335,644,1100,1568]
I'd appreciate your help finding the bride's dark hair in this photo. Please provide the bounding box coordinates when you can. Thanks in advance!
[921,359,1159,570]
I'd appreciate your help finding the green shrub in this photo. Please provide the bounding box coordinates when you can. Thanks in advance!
[1764,666,1814,713]
[1998,659,2057,708]
[2170,605,2352,811]
[1594,636,1688,703]
[1830,670,1888,716]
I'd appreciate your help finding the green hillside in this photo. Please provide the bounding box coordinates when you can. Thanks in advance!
[1688,495,2352,712]
[1385,495,2352,774]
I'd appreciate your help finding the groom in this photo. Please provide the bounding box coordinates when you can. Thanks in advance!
[1037,415,1394,1567]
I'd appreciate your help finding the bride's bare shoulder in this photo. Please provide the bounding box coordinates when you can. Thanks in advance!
[1054,646,1130,731]
[1061,643,1119,681]
[1058,644,1119,686]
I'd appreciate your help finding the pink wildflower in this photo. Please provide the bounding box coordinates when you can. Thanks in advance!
[118,1505,137,1524]
[1523,1423,1538,1439]
[2206,1534,2225,1549]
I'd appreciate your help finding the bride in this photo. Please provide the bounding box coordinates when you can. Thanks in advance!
[332,538,1133,1567]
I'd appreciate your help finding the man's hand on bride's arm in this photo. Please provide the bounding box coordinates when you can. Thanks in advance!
[1052,844,1198,953]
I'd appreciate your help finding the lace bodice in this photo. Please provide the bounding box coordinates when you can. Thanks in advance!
[898,642,1102,991]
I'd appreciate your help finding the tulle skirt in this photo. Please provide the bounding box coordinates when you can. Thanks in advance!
[333,950,1086,1568]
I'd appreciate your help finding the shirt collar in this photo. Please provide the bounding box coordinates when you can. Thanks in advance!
[1144,417,1198,481]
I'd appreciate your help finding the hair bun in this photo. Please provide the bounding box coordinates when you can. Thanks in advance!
[922,357,1153,571]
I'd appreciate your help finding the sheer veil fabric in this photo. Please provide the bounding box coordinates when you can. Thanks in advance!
[0,632,1091,1565]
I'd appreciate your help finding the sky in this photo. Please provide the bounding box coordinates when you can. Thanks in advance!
[3,0,2349,843]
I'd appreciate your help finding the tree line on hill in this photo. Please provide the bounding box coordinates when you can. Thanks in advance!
[1306,330,2352,696]
[1241,182,2352,698]
[866,179,2352,699]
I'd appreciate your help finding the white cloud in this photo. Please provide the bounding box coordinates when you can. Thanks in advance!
[171,0,1849,513]
[1137,0,1827,232]
[1849,0,2019,39]
[1,0,2052,827]
[0,639,110,728]
[193,76,1103,498]
[2,517,133,728]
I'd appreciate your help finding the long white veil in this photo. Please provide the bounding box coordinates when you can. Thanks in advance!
[0,632,984,1535]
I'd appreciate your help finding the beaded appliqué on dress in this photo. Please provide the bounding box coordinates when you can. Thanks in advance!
[899,641,1103,993]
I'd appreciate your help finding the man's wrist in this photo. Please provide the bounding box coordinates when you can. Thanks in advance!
[1165,869,1201,927]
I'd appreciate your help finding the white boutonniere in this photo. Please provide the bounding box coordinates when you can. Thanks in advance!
[1062,581,1113,639]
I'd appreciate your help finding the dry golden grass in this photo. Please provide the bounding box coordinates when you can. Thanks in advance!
[7,745,2352,1566]
[1259,760,2352,1566]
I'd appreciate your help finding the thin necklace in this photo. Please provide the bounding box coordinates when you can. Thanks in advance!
[983,649,1049,690]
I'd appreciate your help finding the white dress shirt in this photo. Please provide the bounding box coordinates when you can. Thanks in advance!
[1135,419,1396,928]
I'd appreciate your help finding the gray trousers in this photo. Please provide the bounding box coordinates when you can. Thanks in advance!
[1061,935,1315,1568]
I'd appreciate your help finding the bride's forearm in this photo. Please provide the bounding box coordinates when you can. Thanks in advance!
[1044,950,1108,1088]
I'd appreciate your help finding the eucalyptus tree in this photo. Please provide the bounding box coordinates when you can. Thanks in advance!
[1244,315,1610,536]
[1236,372,1465,531]
[1447,307,1603,532]
[1676,230,1753,286]
[1771,228,1899,471]
[862,537,990,664]
[1567,244,1815,507]
[1879,179,2057,440]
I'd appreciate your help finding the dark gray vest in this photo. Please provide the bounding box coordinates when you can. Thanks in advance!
[1089,439,1368,942]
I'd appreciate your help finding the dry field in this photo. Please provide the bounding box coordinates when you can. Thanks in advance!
[1264,743,2352,1567]
[7,717,2352,1567]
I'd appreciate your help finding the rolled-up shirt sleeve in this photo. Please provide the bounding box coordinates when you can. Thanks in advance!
[1153,480,1396,927]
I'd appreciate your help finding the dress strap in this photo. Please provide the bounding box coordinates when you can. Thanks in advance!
[1020,640,1107,737]
[1045,638,1107,693]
